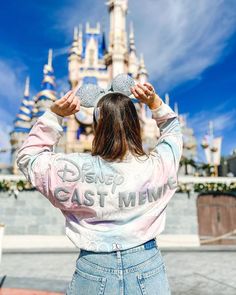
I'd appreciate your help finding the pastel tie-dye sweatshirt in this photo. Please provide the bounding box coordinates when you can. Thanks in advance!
[16,101,183,252]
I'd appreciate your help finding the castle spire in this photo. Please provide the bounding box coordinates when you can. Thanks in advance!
[24,76,30,97]
[128,21,138,77]
[10,76,35,174]
[73,26,78,40]
[174,102,179,115]
[12,76,34,133]
[78,24,83,56]
[68,26,81,88]
[106,0,128,77]
[48,48,53,68]
[165,93,170,105]
[129,21,136,52]
[139,54,148,74]
[34,50,57,118]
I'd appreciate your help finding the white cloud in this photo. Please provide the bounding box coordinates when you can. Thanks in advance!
[188,104,236,136]
[128,0,236,90]
[0,60,25,102]
[53,0,236,91]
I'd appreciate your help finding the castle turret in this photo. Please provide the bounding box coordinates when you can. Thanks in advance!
[165,93,170,106]
[174,102,179,115]
[68,26,81,88]
[10,76,34,174]
[78,24,83,57]
[34,49,57,118]
[106,0,128,77]
[128,22,139,77]
[137,53,148,83]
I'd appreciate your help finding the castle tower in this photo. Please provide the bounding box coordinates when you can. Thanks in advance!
[136,53,148,119]
[68,26,81,88]
[9,0,153,161]
[128,22,139,77]
[66,22,108,153]
[137,53,148,83]
[165,93,170,106]
[34,49,57,118]
[106,0,128,77]
[10,76,34,174]
[174,102,179,115]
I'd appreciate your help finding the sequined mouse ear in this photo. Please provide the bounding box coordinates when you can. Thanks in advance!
[111,74,135,97]
[76,84,105,108]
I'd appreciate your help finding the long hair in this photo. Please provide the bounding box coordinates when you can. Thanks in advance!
[91,92,146,161]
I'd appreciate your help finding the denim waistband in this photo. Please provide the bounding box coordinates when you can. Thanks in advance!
[114,238,157,255]
[80,238,158,256]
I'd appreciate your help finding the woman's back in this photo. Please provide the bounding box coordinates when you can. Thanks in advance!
[16,79,182,294]
[16,98,181,252]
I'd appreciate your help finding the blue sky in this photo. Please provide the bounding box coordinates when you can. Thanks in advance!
[0,0,236,164]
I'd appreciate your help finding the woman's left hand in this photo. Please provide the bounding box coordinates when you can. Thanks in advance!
[50,90,80,117]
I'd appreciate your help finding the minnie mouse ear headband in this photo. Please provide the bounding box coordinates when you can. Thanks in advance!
[76,73,135,108]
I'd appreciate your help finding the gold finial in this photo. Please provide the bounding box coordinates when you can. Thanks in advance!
[48,48,53,68]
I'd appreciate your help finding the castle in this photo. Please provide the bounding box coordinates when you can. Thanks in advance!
[9,0,197,175]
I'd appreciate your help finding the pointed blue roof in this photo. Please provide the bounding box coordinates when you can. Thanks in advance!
[34,49,57,118]
[13,76,34,133]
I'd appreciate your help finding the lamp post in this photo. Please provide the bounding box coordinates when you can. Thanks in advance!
[201,121,222,176]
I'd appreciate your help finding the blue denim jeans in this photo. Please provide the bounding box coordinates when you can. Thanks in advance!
[66,238,171,295]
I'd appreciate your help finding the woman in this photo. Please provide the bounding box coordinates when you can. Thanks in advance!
[17,80,183,295]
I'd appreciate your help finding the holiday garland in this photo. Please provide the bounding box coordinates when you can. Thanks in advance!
[0,179,34,198]
[177,182,236,196]
[0,178,236,198]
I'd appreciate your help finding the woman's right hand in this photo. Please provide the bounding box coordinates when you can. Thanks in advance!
[131,82,162,110]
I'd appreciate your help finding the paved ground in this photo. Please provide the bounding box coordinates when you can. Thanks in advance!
[0,249,236,295]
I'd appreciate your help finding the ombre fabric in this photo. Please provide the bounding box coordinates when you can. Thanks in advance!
[66,238,171,295]
[16,101,183,253]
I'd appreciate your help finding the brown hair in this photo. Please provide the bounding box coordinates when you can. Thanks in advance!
[91,92,146,162]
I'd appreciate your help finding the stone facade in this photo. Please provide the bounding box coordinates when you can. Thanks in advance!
[0,191,198,236]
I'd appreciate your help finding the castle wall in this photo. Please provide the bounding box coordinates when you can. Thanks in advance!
[0,191,199,236]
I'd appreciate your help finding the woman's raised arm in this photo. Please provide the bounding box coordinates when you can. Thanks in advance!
[131,83,183,176]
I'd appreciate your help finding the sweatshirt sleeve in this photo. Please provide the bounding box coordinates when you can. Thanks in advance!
[16,110,76,210]
[150,100,183,177]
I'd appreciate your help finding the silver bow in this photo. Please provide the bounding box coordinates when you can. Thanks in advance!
[76,74,135,108]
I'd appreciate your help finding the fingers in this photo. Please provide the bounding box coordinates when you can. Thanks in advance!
[131,83,152,100]
[144,82,154,92]
[137,83,153,96]
[60,90,73,104]
[131,87,142,98]
[68,95,80,112]
[61,91,75,108]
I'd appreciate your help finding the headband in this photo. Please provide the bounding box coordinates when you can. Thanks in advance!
[77,73,135,108]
